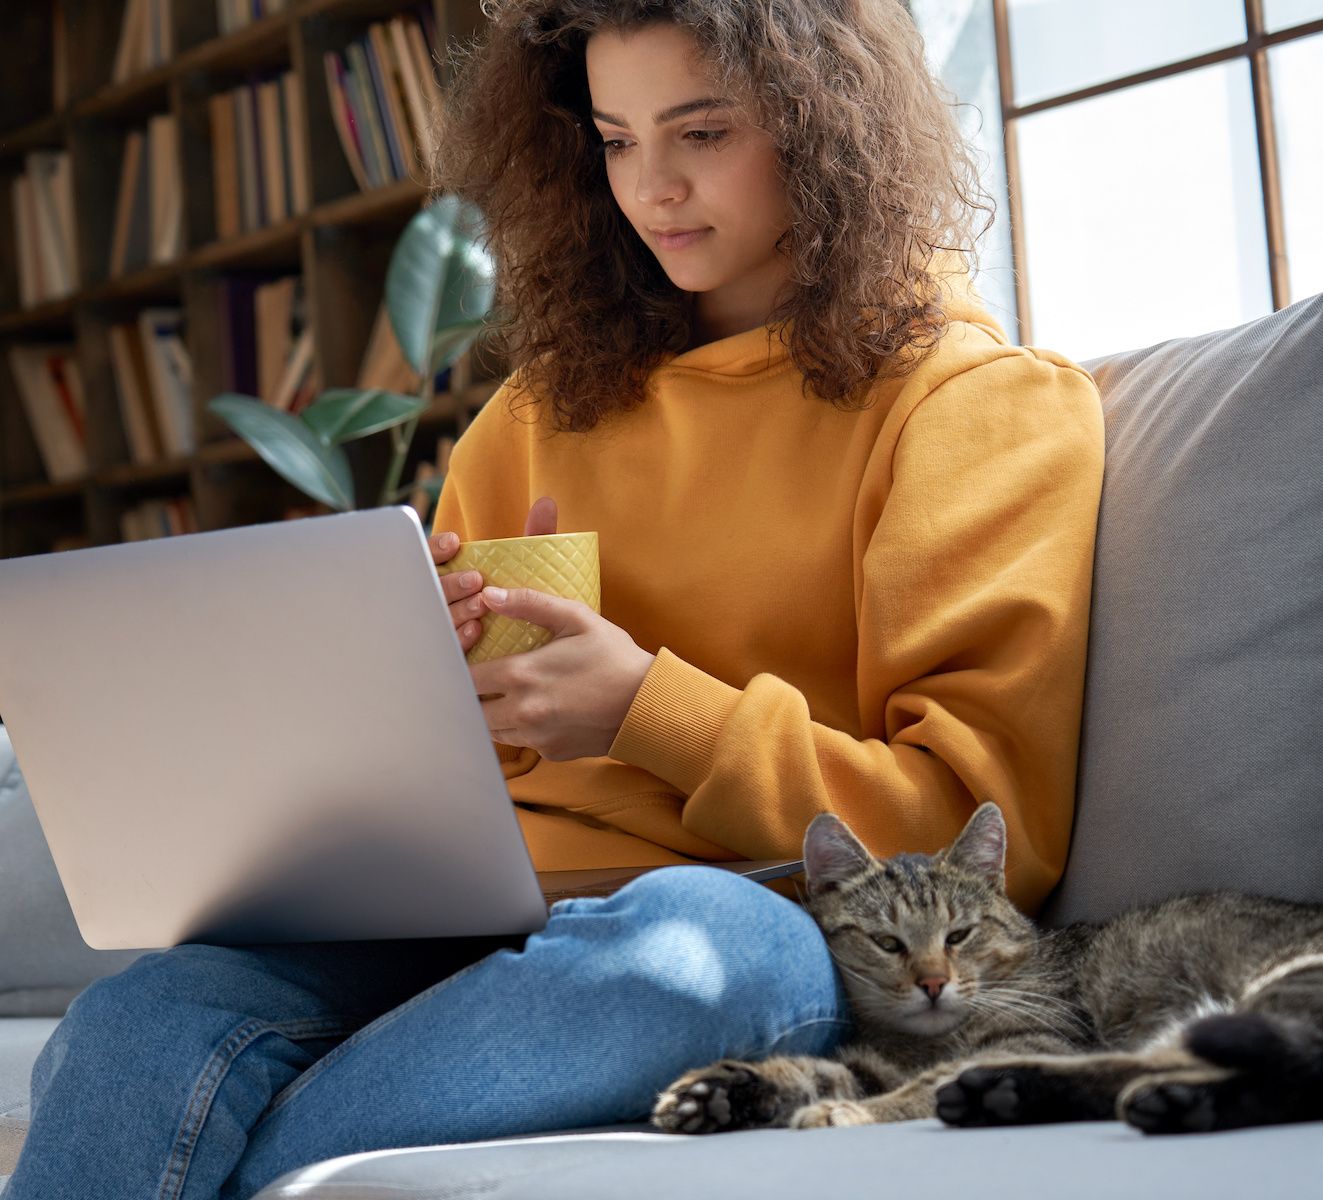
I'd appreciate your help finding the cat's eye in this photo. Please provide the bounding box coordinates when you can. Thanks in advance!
[946,927,973,947]
[876,936,906,954]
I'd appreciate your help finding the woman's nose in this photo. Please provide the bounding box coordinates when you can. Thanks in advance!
[635,151,687,207]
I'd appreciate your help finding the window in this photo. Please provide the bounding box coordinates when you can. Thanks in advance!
[911,1,1323,358]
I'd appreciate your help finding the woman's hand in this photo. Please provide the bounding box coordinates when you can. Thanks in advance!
[434,495,656,760]
[468,586,657,761]
[430,496,560,655]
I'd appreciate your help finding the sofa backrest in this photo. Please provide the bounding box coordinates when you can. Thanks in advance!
[1042,293,1323,926]
[0,726,145,1016]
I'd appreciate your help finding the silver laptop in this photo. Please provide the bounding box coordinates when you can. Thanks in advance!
[0,507,801,950]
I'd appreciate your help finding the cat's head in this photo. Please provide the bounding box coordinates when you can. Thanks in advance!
[803,804,1036,1039]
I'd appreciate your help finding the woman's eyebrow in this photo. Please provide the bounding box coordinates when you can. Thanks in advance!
[590,97,734,127]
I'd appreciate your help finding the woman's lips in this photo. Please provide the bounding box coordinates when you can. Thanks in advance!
[654,228,710,251]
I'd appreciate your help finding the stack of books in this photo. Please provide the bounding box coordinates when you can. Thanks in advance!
[11,152,79,307]
[112,0,174,83]
[324,9,442,191]
[216,0,287,36]
[6,344,88,484]
[109,115,183,276]
[119,496,199,542]
[211,275,318,414]
[208,72,311,238]
[107,308,195,464]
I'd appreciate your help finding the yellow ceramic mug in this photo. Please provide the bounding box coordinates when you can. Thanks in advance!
[437,531,601,662]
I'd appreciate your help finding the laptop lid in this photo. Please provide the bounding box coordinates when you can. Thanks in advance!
[0,506,549,949]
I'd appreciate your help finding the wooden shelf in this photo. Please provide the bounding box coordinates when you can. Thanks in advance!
[0,0,489,558]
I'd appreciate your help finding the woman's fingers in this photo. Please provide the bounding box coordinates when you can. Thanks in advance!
[523,496,558,537]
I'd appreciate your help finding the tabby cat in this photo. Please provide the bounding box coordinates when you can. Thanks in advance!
[652,803,1323,1135]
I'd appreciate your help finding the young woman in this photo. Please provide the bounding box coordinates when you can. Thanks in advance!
[5,2,1103,1197]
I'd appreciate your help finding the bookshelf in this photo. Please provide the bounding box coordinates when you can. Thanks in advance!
[0,0,496,559]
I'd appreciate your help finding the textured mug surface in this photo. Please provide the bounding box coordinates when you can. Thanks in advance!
[437,532,601,662]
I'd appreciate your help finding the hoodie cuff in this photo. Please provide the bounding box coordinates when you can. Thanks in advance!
[608,647,742,795]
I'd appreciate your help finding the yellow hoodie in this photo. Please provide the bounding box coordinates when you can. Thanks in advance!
[433,287,1104,913]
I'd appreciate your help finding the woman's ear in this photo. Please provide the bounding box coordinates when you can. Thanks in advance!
[804,813,872,893]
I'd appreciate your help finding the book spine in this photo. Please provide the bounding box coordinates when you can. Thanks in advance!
[344,41,392,187]
[362,26,407,179]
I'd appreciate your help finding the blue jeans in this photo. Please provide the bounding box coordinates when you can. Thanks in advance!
[5,867,848,1200]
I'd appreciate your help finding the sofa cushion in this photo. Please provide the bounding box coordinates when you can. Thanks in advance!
[251,1118,1323,1199]
[0,1016,60,1181]
[0,727,145,1017]
[1044,293,1323,925]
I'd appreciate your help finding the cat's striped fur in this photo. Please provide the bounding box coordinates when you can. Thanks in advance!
[652,804,1323,1134]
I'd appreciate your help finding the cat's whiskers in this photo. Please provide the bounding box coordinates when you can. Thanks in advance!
[977,983,1089,1024]
[963,990,1088,1042]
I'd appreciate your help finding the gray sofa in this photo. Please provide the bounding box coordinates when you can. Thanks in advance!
[3,292,1321,1197]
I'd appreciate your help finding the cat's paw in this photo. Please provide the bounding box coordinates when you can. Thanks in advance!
[652,1061,780,1134]
[936,1066,1029,1127]
[1120,1077,1220,1134]
[790,1099,874,1129]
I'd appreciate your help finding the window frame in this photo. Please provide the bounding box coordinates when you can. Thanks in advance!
[991,0,1323,341]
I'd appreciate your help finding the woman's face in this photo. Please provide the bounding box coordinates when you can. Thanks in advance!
[585,23,793,342]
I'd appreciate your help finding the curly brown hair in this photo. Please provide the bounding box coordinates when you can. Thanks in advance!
[433,0,992,433]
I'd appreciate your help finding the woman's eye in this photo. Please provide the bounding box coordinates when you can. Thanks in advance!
[601,139,631,159]
[876,936,905,954]
[946,927,973,947]
[686,128,728,148]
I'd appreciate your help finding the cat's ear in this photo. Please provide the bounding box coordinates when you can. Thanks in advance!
[942,803,1007,889]
[804,813,873,892]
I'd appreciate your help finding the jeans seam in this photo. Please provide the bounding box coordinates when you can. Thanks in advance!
[257,952,501,1122]
[157,1017,360,1200]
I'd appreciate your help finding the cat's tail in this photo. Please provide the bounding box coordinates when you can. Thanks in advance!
[1186,1012,1323,1084]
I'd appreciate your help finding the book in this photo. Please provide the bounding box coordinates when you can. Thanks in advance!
[234,85,263,231]
[324,51,372,192]
[45,352,87,448]
[12,176,41,308]
[344,41,393,185]
[254,275,297,403]
[389,16,434,166]
[209,91,242,240]
[357,300,421,393]
[404,18,445,127]
[109,130,152,277]
[148,112,183,263]
[7,345,88,483]
[281,72,311,214]
[363,25,409,179]
[112,0,148,83]
[136,308,195,458]
[27,152,75,299]
[370,21,420,178]
[108,322,166,464]
[270,326,316,413]
[50,153,79,291]
[256,79,287,224]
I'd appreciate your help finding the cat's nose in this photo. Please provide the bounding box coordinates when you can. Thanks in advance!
[916,976,947,1002]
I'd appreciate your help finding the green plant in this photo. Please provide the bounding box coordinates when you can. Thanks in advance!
[207,196,494,514]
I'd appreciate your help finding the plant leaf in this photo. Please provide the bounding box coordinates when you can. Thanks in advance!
[388,474,446,504]
[208,394,356,511]
[387,196,495,375]
[426,319,486,380]
[300,389,431,444]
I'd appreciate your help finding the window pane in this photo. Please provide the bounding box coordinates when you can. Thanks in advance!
[1271,34,1323,302]
[1008,0,1245,105]
[1016,62,1272,361]
[1263,0,1323,30]
[909,0,1018,333]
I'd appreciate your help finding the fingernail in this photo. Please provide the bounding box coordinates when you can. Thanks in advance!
[484,586,507,605]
